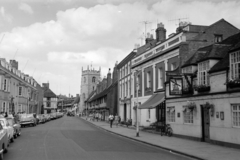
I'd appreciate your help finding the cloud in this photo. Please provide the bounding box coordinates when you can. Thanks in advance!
[18,3,34,14]
[1,0,240,96]
[0,6,13,23]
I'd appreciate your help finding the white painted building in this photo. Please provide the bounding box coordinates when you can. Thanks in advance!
[165,32,240,148]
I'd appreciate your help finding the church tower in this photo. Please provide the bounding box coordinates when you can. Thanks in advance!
[79,65,101,112]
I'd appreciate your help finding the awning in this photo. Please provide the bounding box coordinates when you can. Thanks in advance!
[138,93,165,109]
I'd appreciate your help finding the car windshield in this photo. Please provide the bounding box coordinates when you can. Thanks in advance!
[22,114,33,118]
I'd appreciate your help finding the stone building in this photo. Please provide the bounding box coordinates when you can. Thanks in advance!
[79,66,101,113]
[131,19,239,127]
[165,32,240,148]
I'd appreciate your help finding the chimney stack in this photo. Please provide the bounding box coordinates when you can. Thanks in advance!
[155,23,166,42]
[107,68,112,87]
[42,83,49,89]
[10,60,19,69]
[145,33,154,44]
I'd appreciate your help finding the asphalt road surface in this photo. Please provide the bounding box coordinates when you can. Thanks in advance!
[4,116,195,160]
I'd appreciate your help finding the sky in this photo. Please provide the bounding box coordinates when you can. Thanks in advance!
[0,0,240,97]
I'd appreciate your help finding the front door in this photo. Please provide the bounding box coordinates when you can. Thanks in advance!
[201,106,210,142]
[124,103,127,121]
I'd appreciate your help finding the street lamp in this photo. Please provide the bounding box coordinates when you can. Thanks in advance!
[135,70,141,137]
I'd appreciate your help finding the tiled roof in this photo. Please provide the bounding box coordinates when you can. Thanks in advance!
[71,96,80,105]
[229,41,240,52]
[43,87,56,98]
[183,32,240,67]
[89,81,117,102]
[85,91,95,102]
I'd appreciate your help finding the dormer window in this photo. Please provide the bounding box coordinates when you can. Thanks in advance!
[230,51,240,79]
[198,60,210,86]
[214,34,223,43]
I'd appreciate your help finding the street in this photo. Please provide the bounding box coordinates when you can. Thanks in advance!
[4,115,195,160]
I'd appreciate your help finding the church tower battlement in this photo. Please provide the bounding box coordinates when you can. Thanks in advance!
[79,65,101,112]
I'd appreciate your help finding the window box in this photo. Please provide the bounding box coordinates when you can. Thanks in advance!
[182,87,193,94]
[185,101,197,110]
[227,79,240,89]
[194,85,210,92]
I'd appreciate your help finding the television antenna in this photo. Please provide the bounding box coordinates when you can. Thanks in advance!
[138,33,144,46]
[169,17,189,26]
[140,21,151,38]
[0,34,5,44]
[13,49,18,60]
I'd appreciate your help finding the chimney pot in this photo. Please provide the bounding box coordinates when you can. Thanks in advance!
[155,22,166,42]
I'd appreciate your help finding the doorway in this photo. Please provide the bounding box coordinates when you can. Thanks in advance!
[124,103,127,121]
[157,101,166,126]
[201,105,210,142]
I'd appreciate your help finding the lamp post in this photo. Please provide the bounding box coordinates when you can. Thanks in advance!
[135,70,141,137]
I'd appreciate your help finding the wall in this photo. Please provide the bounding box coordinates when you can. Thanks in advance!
[166,92,240,145]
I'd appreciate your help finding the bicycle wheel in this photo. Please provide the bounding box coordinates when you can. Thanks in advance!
[167,128,173,137]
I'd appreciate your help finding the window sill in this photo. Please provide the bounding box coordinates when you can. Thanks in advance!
[183,122,194,125]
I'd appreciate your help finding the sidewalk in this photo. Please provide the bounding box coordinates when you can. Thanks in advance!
[80,116,240,160]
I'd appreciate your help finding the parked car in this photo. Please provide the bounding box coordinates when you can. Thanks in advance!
[0,122,8,159]
[6,118,21,138]
[44,114,51,122]
[38,115,46,124]
[19,114,37,127]
[0,118,14,144]
[50,112,57,120]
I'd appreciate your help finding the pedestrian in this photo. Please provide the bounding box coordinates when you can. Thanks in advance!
[115,115,120,127]
[109,114,114,128]
[118,116,121,124]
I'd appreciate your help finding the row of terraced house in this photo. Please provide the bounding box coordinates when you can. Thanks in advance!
[83,18,240,148]
[0,58,58,115]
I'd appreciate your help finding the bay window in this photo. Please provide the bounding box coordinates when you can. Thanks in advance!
[230,51,240,79]
[198,61,210,85]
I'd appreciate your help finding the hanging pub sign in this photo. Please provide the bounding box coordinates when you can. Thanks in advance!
[169,78,183,95]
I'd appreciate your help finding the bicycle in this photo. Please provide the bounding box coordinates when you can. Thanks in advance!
[160,124,173,137]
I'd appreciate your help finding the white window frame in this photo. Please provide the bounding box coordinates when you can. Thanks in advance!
[3,79,7,91]
[183,108,193,124]
[158,68,163,89]
[126,81,128,96]
[167,107,175,123]
[232,104,240,128]
[19,86,22,96]
[146,71,151,88]
[198,60,210,85]
[148,109,151,119]
[119,84,122,98]
[2,102,6,113]
[230,51,240,80]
